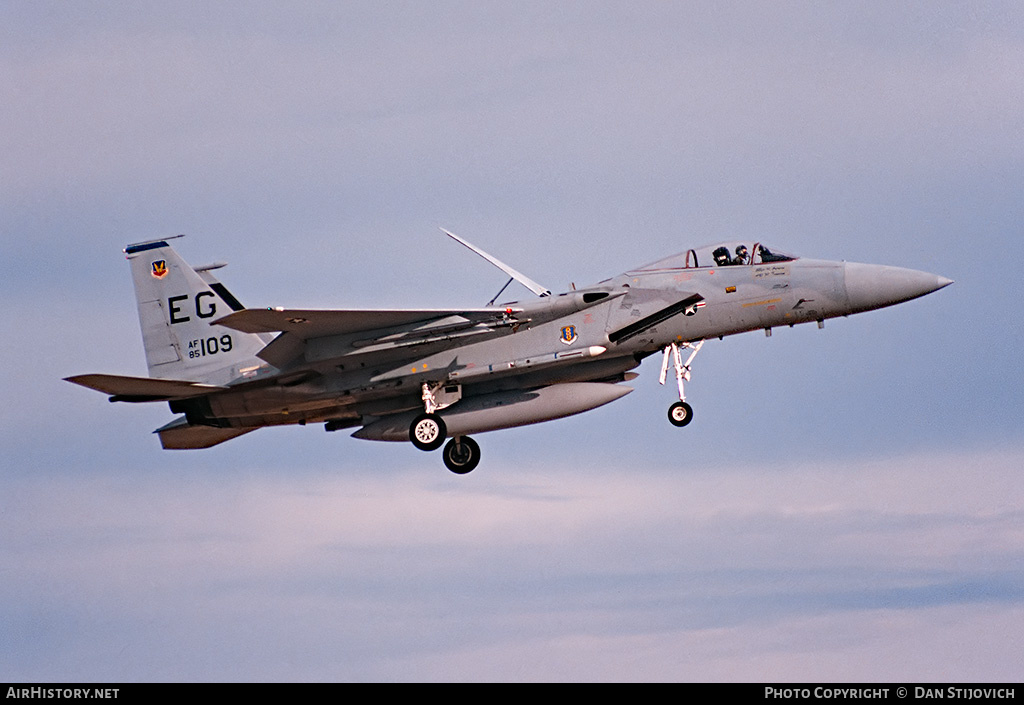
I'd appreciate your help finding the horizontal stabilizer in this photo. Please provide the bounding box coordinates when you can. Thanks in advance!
[215,307,523,339]
[155,416,254,449]
[64,373,227,401]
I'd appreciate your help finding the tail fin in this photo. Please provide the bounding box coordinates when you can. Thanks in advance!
[125,236,268,384]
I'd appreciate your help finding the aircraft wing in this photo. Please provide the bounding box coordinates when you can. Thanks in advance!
[215,307,522,338]
[64,373,227,401]
[215,307,526,368]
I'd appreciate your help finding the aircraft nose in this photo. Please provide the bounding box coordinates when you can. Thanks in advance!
[844,262,953,314]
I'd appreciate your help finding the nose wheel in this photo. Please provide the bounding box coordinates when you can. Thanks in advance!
[443,436,481,474]
[668,401,693,427]
[660,340,703,428]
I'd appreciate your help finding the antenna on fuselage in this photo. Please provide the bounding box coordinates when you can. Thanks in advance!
[486,278,514,307]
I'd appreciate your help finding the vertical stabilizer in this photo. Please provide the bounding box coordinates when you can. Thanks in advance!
[125,237,268,383]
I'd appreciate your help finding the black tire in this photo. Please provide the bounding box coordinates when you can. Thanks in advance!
[443,437,481,474]
[668,401,693,427]
[409,413,446,451]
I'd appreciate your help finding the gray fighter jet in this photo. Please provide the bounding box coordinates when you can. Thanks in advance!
[66,232,951,473]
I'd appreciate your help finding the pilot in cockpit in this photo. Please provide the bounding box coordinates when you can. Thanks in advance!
[713,244,749,266]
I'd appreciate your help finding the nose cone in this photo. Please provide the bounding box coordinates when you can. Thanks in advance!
[844,262,953,314]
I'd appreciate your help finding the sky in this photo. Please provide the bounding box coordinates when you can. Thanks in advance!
[2,0,1022,682]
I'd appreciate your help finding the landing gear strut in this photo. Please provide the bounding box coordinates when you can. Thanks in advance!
[660,340,703,428]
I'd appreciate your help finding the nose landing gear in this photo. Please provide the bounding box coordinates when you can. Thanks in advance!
[660,340,703,428]
[668,400,694,427]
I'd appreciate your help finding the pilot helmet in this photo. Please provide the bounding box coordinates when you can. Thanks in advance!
[735,244,748,257]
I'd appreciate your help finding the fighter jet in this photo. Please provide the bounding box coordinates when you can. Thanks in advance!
[65,232,951,473]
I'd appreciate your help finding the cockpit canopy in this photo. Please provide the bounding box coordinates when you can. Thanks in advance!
[634,242,797,271]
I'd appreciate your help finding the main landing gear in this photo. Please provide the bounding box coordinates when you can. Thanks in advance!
[409,413,446,451]
[409,382,481,474]
[660,340,703,428]
[442,436,481,474]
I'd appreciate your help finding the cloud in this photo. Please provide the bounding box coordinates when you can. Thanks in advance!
[3,445,1021,680]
